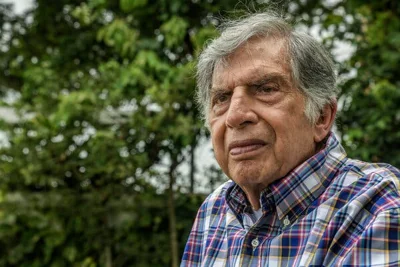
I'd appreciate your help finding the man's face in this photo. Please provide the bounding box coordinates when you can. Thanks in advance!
[209,36,320,192]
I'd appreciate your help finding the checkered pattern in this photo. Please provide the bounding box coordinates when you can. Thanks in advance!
[181,133,400,266]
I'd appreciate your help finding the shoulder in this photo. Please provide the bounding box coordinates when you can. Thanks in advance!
[183,180,233,252]
[341,206,400,266]
[332,159,400,211]
[319,161,400,265]
[338,159,400,189]
[197,180,233,217]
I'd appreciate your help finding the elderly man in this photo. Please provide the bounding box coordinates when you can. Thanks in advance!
[181,11,400,267]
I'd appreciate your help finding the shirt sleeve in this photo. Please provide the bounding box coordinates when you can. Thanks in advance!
[341,208,400,266]
[181,182,231,266]
[181,198,209,266]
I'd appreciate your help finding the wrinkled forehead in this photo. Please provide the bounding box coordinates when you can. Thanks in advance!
[211,36,292,88]
[223,35,288,61]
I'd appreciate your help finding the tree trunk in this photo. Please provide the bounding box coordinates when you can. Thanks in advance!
[168,159,179,267]
[105,245,112,267]
[189,137,196,194]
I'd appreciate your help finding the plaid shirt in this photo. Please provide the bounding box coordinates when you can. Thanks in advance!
[181,133,400,266]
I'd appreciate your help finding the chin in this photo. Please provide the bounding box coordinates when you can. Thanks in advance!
[231,160,283,188]
[231,169,269,188]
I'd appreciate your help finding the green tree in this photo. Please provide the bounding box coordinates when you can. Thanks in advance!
[332,1,400,166]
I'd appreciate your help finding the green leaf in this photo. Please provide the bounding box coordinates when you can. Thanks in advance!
[160,16,189,48]
[120,0,148,12]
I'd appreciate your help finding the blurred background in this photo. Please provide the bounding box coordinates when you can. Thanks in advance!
[0,0,398,266]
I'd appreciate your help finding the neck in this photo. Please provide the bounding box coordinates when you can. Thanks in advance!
[242,187,262,210]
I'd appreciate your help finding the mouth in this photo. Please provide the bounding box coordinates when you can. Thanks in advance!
[228,139,267,156]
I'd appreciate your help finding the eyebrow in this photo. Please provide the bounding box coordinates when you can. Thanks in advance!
[248,73,291,87]
[211,72,292,93]
[210,88,230,95]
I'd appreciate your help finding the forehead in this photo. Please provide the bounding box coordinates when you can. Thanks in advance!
[212,36,291,88]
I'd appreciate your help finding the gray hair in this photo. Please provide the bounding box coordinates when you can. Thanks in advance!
[196,12,338,127]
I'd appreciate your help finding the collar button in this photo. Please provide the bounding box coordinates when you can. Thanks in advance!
[283,216,290,227]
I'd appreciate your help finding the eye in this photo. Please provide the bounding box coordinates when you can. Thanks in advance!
[212,92,231,106]
[254,83,279,94]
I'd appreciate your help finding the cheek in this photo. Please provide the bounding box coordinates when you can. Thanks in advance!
[210,122,226,157]
[212,137,229,177]
[211,135,222,158]
[277,119,315,164]
[210,120,230,174]
[268,113,303,156]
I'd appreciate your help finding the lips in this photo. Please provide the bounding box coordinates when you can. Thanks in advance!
[228,139,266,156]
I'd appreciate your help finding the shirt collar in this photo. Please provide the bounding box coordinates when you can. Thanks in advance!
[226,132,348,223]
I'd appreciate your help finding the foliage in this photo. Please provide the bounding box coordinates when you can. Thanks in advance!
[314,0,400,166]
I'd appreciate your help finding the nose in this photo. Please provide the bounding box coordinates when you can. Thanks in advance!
[225,88,258,128]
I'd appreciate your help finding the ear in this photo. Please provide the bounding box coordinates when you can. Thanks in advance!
[314,100,337,143]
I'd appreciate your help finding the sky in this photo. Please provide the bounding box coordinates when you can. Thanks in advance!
[0,0,33,14]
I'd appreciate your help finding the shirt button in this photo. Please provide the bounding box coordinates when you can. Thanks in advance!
[283,216,290,227]
[251,238,259,248]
